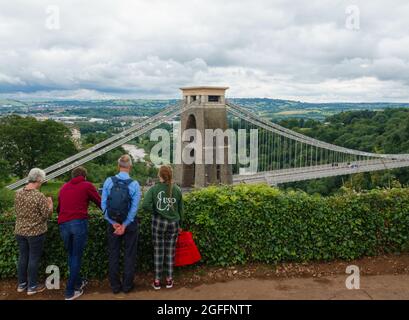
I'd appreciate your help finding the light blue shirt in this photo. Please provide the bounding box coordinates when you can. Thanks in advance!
[101,172,141,227]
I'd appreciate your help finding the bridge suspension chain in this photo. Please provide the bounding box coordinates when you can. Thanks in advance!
[226,101,401,160]
[7,102,208,190]
[228,107,342,171]
[6,102,183,190]
[227,107,396,175]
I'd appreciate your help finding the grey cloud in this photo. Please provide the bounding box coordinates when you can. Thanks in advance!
[0,0,409,101]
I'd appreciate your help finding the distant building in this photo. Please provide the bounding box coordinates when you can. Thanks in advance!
[89,118,107,123]
[70,128,81,148]
[54,116,87,122]
[33,116,49,121]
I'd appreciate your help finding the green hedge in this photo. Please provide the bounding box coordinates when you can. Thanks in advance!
[1,184,409,279]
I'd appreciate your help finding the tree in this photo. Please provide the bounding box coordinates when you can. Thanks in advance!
[0,115,77,178]
[0,159,13,214]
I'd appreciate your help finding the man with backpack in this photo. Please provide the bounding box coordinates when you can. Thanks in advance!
[101,154,141,294]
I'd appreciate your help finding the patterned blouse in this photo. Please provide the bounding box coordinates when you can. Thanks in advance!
[14,188,53,237]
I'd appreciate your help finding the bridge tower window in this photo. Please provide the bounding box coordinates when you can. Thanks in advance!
[208,95,221,102]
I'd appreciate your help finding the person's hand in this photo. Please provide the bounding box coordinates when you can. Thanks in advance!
[119,224,127,235]
[112,223,122,235]
[47,197,53,210]
[113,229,122,236]
[113,227,123,236]
[113,224,126,236]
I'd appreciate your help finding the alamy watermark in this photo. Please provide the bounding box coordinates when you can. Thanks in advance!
[149,123,259,174]
[345,5,360,31]
[45,5,60,30]
[45,265,60,290]
[345,265,360,289]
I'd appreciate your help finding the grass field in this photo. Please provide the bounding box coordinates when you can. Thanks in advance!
[274,109,321,115]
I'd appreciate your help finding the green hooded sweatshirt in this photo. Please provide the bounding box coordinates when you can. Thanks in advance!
[142,182,184,223]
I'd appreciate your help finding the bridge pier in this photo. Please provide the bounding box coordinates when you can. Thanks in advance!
[174,86,233,188]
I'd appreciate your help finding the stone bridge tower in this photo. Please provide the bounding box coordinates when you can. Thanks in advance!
[174,86,233,188]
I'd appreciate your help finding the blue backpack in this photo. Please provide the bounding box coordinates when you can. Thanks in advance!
[106,177,132,223]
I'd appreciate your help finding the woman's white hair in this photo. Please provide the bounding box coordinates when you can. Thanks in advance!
[27,168,46,183]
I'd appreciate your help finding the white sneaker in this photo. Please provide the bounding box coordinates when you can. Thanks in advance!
[65,289,84,301]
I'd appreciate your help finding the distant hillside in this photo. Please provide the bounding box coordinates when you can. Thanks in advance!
[1,97,409,121]
[230,98,409,121]
[0,99,27,107]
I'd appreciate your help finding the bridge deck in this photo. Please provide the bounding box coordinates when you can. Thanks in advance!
[233,159,409,185]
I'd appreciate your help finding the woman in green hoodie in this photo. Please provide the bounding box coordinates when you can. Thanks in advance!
[142,165,183,290]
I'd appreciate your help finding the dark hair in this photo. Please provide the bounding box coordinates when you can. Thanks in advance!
[72,166,87,178]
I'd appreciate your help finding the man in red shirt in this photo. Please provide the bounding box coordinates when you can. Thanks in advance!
[57,166,101,300]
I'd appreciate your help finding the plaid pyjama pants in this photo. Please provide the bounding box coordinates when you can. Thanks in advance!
[152,214,179,280]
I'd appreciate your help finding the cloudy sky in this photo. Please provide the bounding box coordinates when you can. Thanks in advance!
[0,0,408,102]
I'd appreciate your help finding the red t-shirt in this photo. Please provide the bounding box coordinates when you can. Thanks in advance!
[57,176,102,224]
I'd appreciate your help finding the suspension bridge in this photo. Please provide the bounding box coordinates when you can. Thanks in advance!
[6,86,409,190]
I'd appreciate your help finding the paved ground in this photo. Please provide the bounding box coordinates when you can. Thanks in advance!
[80,274,409,300]
[2,274,409,300]
[3,254,409,300]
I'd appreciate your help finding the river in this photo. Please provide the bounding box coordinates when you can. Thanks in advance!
[121,144,146,162]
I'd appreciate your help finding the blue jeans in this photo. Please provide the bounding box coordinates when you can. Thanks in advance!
[16,234,46,289]
[59,219,88,297]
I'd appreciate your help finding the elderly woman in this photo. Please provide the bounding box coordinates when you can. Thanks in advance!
[14,168,53,295]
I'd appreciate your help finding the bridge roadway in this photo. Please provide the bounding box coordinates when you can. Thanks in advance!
[233,158,409,185]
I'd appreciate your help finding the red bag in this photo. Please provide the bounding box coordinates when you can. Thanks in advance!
[174,231,201,267]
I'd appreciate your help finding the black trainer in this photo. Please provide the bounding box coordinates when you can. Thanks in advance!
[112,287,122,294]
[27,284,46,296]
[123,284,135,294]
[17,282,27,293]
